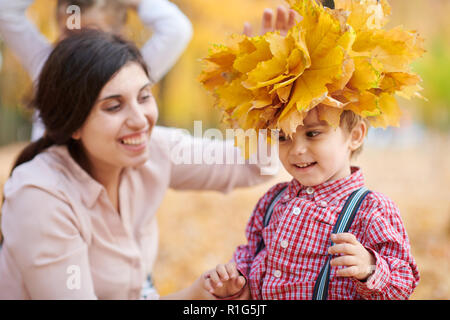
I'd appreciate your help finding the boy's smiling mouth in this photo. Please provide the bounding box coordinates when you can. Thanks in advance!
[293,162,317,169]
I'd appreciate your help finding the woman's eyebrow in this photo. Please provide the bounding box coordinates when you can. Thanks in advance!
[97,94,121,102]
[139,82,152,92]
[97,82,152,102]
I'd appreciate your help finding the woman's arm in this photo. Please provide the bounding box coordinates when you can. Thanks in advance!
[137,0,193,82]
[152,126,277,193]
[0,0,52,81]
[2,187,97,299]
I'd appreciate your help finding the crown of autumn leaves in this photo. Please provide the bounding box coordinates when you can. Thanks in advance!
[199,0,426,138]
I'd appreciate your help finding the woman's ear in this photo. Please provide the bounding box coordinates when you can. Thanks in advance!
[349,120,367,152]
[72,129,81,140]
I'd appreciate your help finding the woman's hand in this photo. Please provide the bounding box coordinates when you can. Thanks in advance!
[243,6,299,36]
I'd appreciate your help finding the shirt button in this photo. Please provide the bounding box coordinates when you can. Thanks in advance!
[306,187,314,195]
[293,207,301,215]
[274,270,282,278]
[284,195,290,200]
[319,200,327,207]
[280,240,289,248]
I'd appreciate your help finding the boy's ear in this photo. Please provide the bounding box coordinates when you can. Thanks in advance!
[349,121,367,152]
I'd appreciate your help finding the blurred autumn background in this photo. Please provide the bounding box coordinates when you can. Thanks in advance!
[0,0,449,299]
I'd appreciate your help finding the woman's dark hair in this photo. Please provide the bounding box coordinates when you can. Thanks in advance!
[10,28,150,175]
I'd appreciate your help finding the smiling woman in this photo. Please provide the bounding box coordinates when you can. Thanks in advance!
[10,30,151,182]
[70,62,158,208]
[0,29,273,300]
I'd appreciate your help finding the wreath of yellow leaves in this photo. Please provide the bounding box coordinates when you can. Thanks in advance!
[199,0,425,140]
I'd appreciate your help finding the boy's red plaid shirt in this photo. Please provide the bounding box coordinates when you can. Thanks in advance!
[233,167,419,300]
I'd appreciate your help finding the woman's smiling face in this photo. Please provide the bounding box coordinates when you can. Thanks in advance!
[72,62,158,172]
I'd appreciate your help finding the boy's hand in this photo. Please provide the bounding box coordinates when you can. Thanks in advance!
[202,262,247,299]
[328,233,376,281]
[243,6,299,37]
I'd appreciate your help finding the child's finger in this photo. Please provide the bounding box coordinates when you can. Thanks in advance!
[229,276,246,293]
[330,255,357,267]
[225,262,239,279]
[336,266,359,278]
[275,6,288,33]
[243,22,253,37]
[216,264,229,281]
[328,243,357,256]
[261,9,274,35]
[204,278,214,293]
[287,9,299,28]
[209,271,223,288]
[330,232,359,245]
[236,276,246,288]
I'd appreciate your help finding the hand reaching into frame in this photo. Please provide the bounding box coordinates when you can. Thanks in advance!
[243,6,300,37]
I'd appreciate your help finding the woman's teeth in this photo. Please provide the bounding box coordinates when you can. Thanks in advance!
[120,135,145,145]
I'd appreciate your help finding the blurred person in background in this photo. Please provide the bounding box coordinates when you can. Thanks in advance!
[0,0,193,141]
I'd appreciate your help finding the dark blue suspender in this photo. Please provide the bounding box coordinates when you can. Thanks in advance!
[256,185,371,300]
[312,187,372,300]
[254,186,288,256]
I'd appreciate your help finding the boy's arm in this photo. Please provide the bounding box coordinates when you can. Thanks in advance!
[0,0,51,81]
[138,0,193,82]
[351,197,420,300]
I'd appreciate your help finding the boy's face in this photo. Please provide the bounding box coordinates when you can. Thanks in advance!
[278,108,365,187]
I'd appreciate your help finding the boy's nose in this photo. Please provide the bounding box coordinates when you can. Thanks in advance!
[290,138,308,155]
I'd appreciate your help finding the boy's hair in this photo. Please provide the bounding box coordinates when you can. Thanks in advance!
[321,0,335,9]
[339,110,370,159]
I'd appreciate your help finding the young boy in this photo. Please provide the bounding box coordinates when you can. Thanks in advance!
[201,107,420,300]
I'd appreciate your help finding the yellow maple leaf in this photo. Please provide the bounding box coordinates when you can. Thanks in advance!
[348,56,383,91]
[334,0,391,31]
[367,93,402,128]
[380,72,422,96]
[342,88,380,118]
[317,103,344,128]
[353,27,425,73]
[199,0,425,148]
[233,36,272,74]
